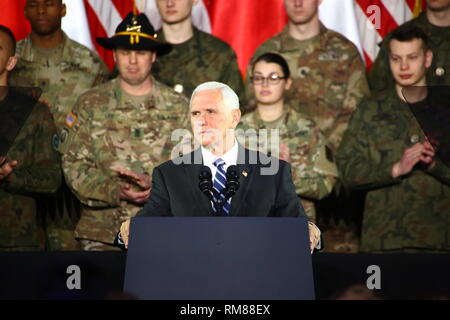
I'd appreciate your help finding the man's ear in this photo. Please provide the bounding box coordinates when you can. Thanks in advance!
[232,109,241,126]
[6,56,18,72]
[61,4,67,18]
[425,49,433,69]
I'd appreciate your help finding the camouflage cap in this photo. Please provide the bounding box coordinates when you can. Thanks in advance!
[96,12,172,55]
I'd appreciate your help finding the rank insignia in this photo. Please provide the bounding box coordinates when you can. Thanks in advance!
[66,111,77,128]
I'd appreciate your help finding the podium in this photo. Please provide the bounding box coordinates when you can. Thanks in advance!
[123,217,315,300]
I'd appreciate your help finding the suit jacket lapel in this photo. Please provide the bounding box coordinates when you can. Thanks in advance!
[184,148,212,216]
[230,145,253,216]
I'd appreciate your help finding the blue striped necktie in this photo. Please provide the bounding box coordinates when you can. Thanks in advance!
[212,158,231,215]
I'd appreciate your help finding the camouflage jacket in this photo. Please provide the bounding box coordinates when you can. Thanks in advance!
[0,94,61,249]
[247,24,370,153]
[236,105,337,221]
[61,77,189,244]
[336,89,450,252]
[152,27,245,104]
[9,32,110,153]
[369,12,450,92]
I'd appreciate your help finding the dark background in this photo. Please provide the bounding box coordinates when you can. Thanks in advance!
[1,252,449,300]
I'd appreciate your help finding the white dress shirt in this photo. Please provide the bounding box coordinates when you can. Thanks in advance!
[201,138,239,178]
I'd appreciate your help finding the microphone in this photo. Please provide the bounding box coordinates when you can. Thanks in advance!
[198,166,213,200]
[225,165,240,198]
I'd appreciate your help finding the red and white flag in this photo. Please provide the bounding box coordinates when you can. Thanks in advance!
[0,0,30,40]
[355,0,425,69]
[1,0,425,72]
[82,0,365,73]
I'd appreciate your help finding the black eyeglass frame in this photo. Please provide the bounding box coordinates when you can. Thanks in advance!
[250,73,287,85]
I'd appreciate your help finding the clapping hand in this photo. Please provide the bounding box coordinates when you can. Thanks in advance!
[113,168,152,204]
[0,157,18,181]
[113,168,151,190]
[279,143,291,162]
[119,219,131,249]
[391,141,436,178]
[308,222,321,254]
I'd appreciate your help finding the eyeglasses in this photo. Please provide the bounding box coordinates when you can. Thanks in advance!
[250,73,287,85]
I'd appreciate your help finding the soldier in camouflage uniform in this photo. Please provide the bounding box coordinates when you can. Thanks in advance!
[8,0,109,251]
[0,25,61,251]
[62,13,189,250]
[152,0,245,103]
[247,0,369,154]
[237,53,337,221]
[247,0,369,252]
[9,0,109,151]
[369,0,450,92]
[336,25,450,252]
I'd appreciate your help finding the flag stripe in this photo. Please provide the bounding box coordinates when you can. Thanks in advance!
[1,0,30,41]
[356,0,399,38]
[355,0,422,69]
[363,51,374,70]
[207,0,287,78]
[84,0,115,69]
[406,0,419,13]
[381,0,413,26]
[355,3,383,63]
[88,0,123,37]
[111,0,136,17]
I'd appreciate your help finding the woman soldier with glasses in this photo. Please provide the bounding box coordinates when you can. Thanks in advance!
[237,52,338,222]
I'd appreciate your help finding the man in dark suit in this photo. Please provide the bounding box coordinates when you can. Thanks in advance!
[119,81,321,251]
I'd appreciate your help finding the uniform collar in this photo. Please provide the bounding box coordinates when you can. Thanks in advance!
[279,22,329,53]
[156,26,199,46]
[114,76,160,109]
[18,32,70,64]
[417,11,450,45]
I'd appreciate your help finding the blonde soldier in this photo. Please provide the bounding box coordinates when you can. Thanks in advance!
[237,53,337,221]
[62,13,189,250]
[8,0,109,250]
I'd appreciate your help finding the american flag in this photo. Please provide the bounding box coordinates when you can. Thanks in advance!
[355,0,425,69]
[1,0,425,73]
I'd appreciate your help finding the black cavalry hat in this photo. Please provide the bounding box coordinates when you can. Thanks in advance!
[96,12,171,55]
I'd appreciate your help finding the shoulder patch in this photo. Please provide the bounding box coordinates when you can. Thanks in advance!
[52,134,60,151]
[66,111,77,128]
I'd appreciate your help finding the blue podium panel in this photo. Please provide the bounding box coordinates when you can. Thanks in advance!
[124,217,315,300]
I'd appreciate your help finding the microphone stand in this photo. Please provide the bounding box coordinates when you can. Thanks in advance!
[213,166,240,216]
[199,165,240,216]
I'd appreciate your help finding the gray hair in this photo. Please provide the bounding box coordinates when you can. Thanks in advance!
[190,81,240,110]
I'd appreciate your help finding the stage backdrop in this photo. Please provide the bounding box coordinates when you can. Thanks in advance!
[0,0,425,74]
